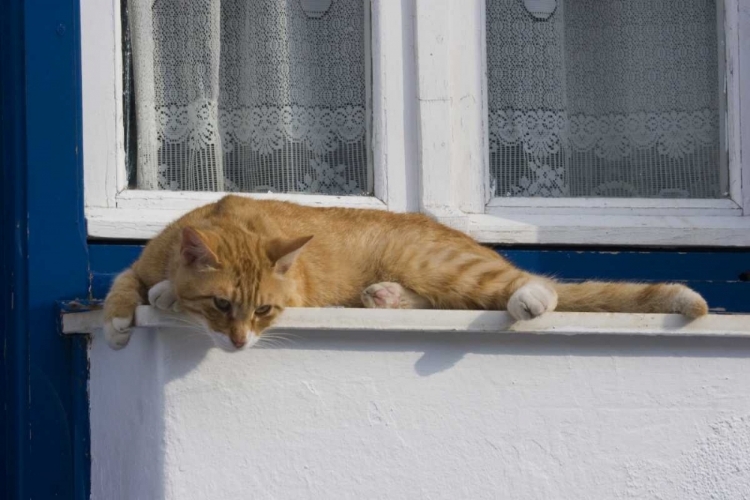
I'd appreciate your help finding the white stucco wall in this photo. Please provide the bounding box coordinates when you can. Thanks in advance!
[89,321,750,500]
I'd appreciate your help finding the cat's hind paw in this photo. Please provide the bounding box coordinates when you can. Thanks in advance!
[507,281,558,321]
[362,282,405,309]
[148,280,181,312]
[104,315,134,350]
[361,282,431,309]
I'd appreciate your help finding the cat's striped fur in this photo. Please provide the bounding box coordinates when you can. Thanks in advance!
[104,195,708,351]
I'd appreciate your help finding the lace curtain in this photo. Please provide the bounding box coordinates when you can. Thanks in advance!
[129,0,372,195]
[487,0,723,198]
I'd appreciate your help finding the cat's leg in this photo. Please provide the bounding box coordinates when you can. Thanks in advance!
[382,235,706,318]
[391,246,558,320]
[404,246,706,318]
[103,269,147,349]
[147,280,181,312]
[361,282,433,309]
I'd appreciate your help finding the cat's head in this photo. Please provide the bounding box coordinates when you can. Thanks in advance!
[171,225,312,352]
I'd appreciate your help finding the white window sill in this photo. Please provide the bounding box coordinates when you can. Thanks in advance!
[86,191,388,240]
[62,306,750,338]
[447,213,750,247]
[87,205,750,246]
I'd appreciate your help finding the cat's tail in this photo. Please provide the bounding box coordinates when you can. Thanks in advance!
[551,281,708,318]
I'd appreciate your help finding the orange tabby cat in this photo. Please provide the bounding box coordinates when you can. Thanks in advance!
[104,195,708,352]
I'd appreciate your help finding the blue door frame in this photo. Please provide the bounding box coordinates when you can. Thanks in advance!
[2,1,749,499]
[2,0,90,498]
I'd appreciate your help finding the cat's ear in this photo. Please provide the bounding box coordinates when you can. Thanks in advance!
[181,227,218,267]
[266,235,313,275]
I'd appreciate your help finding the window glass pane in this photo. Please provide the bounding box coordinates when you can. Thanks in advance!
[127,0,371,195]
[487,0,724,198]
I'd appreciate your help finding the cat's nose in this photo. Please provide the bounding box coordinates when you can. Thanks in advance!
[232,337,247,348]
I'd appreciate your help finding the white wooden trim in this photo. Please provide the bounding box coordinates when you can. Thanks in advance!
[81,0,124,209]
[91,199,750,247]
[450,0,487,214]
[414,0,455,221]
[486,197,742,217]
[738,0,750,215]
[460,213,750,246]
[487,198,740,210]
[370,0,420,212]
[87,208,183,239]
[114,190,387,211]
[415,0,487,223]
[718,0,729,196]
[726,0,745,208]
[62,306,750,338]
[87,192,387,239]
[364,0,374,195]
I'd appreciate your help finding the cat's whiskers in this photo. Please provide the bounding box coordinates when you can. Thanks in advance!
[255,335,294,349]
[255,342,283,350]
[260,337,292,348]
[264,331,302,341]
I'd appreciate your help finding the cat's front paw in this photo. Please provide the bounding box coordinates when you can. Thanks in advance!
[104,315,134,350]
[507,281,558,321]
[148,280,181,312]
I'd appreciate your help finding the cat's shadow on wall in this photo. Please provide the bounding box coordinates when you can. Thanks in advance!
[281,331,750,377]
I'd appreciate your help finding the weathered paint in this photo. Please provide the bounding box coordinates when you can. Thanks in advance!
[90,327,750,500]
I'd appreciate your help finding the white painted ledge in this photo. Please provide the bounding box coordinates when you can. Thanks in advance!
[86,200,750,246]
[461,213,750,246]
[89,306,750,500]
[86,191,387,239]
[62,306,750,338]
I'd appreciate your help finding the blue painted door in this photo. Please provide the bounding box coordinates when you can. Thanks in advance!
[2,0,90,498]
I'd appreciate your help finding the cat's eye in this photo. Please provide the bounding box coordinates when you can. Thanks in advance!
[255,305,272,316]
[213,297,232,313]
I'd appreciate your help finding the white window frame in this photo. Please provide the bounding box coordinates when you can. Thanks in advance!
[83,0,750,246]
[81,0,420,239]
[416,0,750,246]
